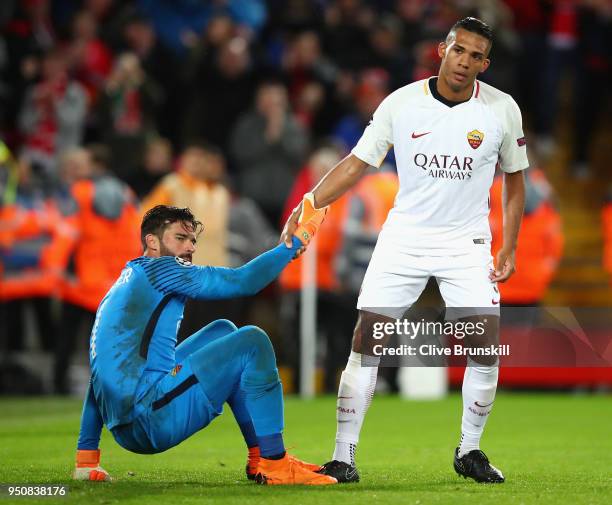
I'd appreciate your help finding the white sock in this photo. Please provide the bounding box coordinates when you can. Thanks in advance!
[332,351,379,465]
[458,358,499,457]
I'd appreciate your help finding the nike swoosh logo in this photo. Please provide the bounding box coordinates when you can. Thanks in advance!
[338,420,352,423]
[411,131,431,139]
[345,468,358,480]
[492,299,499,305]
[338,396,353,399]
[474,401,494,408]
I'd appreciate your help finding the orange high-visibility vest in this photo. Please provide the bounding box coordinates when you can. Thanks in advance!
[603,198,612,276]
[0,198,76,300]
[350,171,399,232]
[61,177,141,311]
[490,169,563,303]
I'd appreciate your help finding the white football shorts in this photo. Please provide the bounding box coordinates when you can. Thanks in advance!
[357,236,500,320]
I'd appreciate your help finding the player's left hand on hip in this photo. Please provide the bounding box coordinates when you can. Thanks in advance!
[293,192,329,247]
[73,449,111,482]
[490,248,515,283]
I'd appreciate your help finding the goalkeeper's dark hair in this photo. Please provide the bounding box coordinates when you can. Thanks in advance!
[447,17,493,50]
[141,205,203,250]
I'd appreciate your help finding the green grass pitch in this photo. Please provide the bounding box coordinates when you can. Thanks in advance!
[1,393,611,504]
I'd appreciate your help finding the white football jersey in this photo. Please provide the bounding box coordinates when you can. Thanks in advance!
[352,77,529,254]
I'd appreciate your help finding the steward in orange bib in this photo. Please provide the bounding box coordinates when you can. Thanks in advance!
[489,167,563,305]
[0,148,74,353]
[55,146,141,394]
[603,189,612,281]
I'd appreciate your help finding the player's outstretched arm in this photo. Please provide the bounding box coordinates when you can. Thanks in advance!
[281,154,369,248]
[491,170,525,283]
[143,236,304,300]
[73,381,110,482]
[203,237,303,298]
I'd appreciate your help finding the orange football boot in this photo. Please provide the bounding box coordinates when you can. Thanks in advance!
[255,453,336,485]
[247,448,322,480]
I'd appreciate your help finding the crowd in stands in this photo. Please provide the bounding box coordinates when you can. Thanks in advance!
[0,0,610,394]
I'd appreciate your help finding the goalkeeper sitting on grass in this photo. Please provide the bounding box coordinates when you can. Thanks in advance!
[73,200,335,486]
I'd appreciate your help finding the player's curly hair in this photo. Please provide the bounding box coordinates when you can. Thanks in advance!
[140,205,203,250]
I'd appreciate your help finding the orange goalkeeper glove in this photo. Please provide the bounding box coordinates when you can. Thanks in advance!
[73,449,111,481]
[294,193,329,246]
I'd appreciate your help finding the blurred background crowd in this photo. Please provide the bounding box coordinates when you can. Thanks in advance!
[0,0,611,396]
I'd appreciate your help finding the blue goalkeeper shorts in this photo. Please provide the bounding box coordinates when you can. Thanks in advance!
[111,319,273,454]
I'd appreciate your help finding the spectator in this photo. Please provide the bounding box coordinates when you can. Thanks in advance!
[503,0,548,121]
[411,39,441,81]
[83,0,126,49]
[368,14,412,91]
[126,136,173,200]
[183,13,236,76]
[68,8,113,103]
[135,0,267,56]
[5,0,55,56]
[282,30,339,134]
[0,146,72,355]
[230,79,308,226]
[96,52,162,180]
[183,35,257,153]
[322,0,375,70]
[265,0,324,33]
[227,193,277,269]
[141,141,231,267]
[55,144,141,394]
[121,12,182,145]
[18,48,87,180]
[1,0,56,139]
[395,0,430,48]
[332,68,388,154]
[569,4,611,179]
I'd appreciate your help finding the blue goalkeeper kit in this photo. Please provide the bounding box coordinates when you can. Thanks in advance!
[77,238,300,455]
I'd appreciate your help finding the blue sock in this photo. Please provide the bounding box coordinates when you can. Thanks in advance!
[258,433,285,458]
[228,388,258,448]
[242,372,284,436]
[238,421,258,449]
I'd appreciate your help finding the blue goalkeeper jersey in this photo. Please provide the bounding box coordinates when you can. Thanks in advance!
[89,239,299,430]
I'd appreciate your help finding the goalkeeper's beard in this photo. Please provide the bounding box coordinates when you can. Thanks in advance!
[160,242,192,262]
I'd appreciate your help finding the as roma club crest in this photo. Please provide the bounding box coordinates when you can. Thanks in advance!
[467,129,484,149]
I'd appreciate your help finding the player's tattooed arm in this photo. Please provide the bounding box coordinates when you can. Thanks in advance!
[491,170,525,283]
[281,154,369,248]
